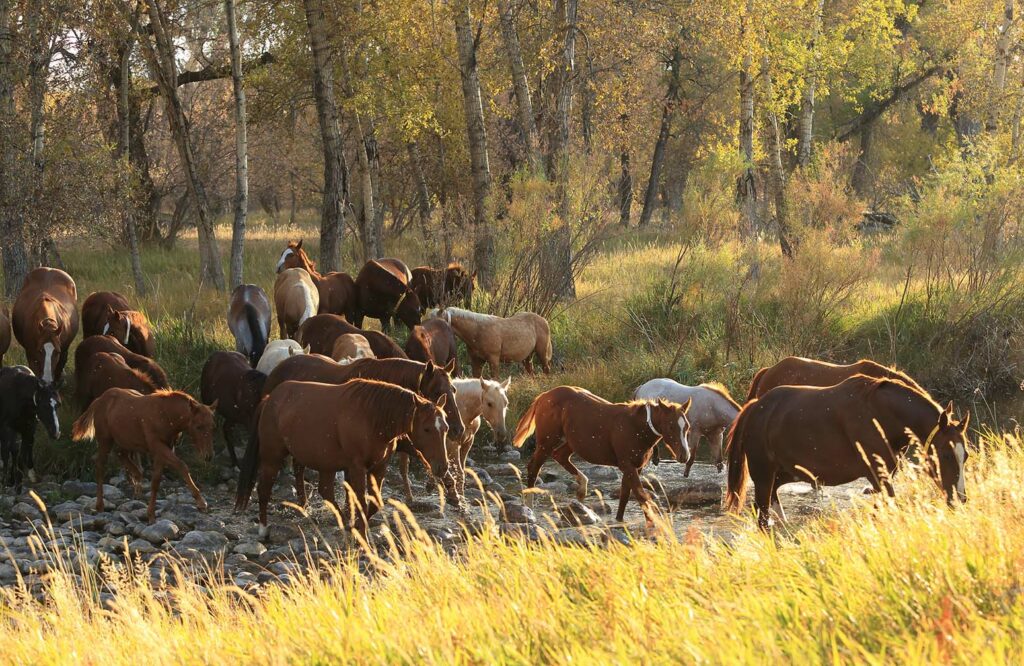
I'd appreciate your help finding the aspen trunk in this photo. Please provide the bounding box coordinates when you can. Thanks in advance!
[0,0,29,297]
[762,58,794,258]
[225,0,248,288]
[119,39,147,295]
[796,0,825,167]
[737,2,757,239]
[639,45,681,227]
[497,0,542,172]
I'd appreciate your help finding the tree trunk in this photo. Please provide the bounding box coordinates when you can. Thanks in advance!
[453,1,494,286]
[639,45,681,227]
[496,0,542,173]
[0,0,29,297]
[737,2,757,238]
[119,39,147,295]
[225,0,248,288]
[618,151,633,227]
[796,0,825,168]
[408,141,433,226]
[26,0,46,171]
[303,0,348,272]
[991,1,1015,130]
[851,121,875,197]
[353,114,381,260]
[762,59,794,258]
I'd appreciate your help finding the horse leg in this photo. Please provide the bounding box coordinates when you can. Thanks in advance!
[294,460,308,507]
[367,460,389,521]
[147,458,166,523]
[398,452,415,502]
[551,445,588,501]
[487,357,500,378]
[257,462,280,539]
[614,473,632,522]
[683,430,700,477]
[344,467,369,540]
[95,438,112,513]
[522,357,535,374]
[223,420,239,468]
[619,465,657,528]
[709,427,725,473]
[770,484,787,525]
[18,423,36,484]
[753,470,775,532]
[154,446,208,514]
[0,426,18,487]
[117,450,144,499]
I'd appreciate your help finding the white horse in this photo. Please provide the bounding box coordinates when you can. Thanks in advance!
[256,339,309,375]
[399,376,511,502]
[633,378,741,476]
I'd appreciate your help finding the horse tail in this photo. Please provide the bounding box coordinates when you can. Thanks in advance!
[235,398,267,511]
[244,303,268,364]
[724,404,752,513]
[746,367,768,402]
[511,399,539,449]
[71,401,100,442]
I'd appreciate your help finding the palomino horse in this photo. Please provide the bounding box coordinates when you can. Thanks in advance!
[0,366,60,487]
[261,354,465,440]
[331,333,375,363]
[296,313,407,359]
[236,379,454,540]
[410,263,476,310]
[512,386,691,526]
[352,259,422,332]
[747,356,926,400]
[434,307,552,377]
[227,284,271,367]
[634,379,741,475]
[75,351,158,408]
[81,291,155,357]
[274,267,319,339]
[12,267,79,384]
[0,304,11,364]
[725,375,969,530]
[275,239,358,317]
[404,318,459,374]
[255,339,308,375]
[201,351,266,467]
[399,376,510,502]
[72,388,217,522]
[75,335,169,389]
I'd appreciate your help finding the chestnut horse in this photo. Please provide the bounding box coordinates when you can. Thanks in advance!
[227,284,271,367]
[236,379,454,540]
[296,313,407,359]
[12,267,79,384]
[352,259,422,332]
[274,267,319,339]
[404,318,459,374]
[0,304,11,364]
[72,388,216,522]
[0,366,61,487]
[81,291,155,357]
[726,375,969,530]
[512,386,692,526]
[435,307,551,377]
[410,263,475,310]
[331,333,375,362]
[75,351,158,408]
[75,335,169,390]
[633,379,741,475]
[200,351,267,467]
[746,356,926,400]
[275,239,358,317]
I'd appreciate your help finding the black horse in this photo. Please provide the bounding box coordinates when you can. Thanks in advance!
[0,366,61,487]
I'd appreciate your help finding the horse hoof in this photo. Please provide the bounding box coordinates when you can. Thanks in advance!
[682,469,690,478]
[716,463,724,473]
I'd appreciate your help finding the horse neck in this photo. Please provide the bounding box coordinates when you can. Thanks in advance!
[161,394,194,434]
[299,253,322,280]
[871,386,939,452]
[455,383,482,421]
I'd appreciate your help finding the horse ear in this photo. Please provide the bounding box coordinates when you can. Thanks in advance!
[501,377,511,390]
[960,411,971,431]
[209,399,219,411]
[296,239,303,249]
[945,400,954,415]
[436,393,447,409]
[680,397,692,413]
[443,358,456,375]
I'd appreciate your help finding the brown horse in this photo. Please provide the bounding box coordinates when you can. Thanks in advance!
[75,335,169,390]
[75,351,158,408]
[236,379,454,540]
[746,356,926,400]
[261,354,465,440]
[274,267,319,339]
[331,333,375,362]
[726,375,969,530]
[0,304,10,364]
[12,267,79,384]
[81,291,155,357]
[410,263,476,310]
[404,318,459,374]
[436,307,552,377]
[352,259,422,332]
[275,240,358,318]
[296,313,407,359]
[72,388,216,522]
[512,386,692,527]
[200,351,267,467]
[227,284,272,367]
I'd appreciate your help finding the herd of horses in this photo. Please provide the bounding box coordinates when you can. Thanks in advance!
[0,243,971,543]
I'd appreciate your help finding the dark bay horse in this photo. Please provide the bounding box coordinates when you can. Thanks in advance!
[276,240,358,318]
[200,351,266,467]
[746,356,926,400]
[410,263,475,310]
[353,259,421,332]
[236,379,454,540]
[12,267,79,384]
[227,284,272,367]
[404,318,459,374]
[81,291,155,357]
[0,304,11,364]
[726,375,969,530]
[0,366,60,487]
[296,313,407,359]
[512,386,692,527]
[75,351,158,407]
[72,388,216,522]
[75,335,169,390]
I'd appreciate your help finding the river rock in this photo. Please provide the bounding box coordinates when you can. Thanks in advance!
[234,541,267,558]
[666,481,722,507]
[178,530,229,551]
[499,522,544,541]
[61,480,96,497]
[407,499,440,514]
[498,450,521,462]
[559,500,601,527]
[11,502,41,521]
[138,519,180,544]
[502,503,535,524]
[127,539,157,555]
[50,501,87,522]
[467,468,493,485]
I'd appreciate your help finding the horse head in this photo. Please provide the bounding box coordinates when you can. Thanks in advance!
[37,317,63,384]
[396,286,422,329]
[923,401,970,505]
[33,379,61,439]
[419,361,466,440]
[479,377,511,447]
[276,239,305,274]
[410,393,457,503]
[646,398,693,462]
[187,398,218,462]
[105,309,137,347]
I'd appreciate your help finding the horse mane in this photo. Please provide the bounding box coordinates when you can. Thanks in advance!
[854,359,928,395]
[860,375,940,412]
[342,378,422,431]
[106,354,157,391]
[287,241,322,278]
[445,307,493,323]
[150,389,195,404]
[700,382,741,410]
[446,262,467,274]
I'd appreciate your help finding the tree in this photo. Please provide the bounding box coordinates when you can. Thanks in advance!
[0,0,29,297]
[796,0,825,168]
[639,43,682,228]
[497,0,542,172]
[225,0,248,288]
[118,28,147,295]
[737,0,757,239]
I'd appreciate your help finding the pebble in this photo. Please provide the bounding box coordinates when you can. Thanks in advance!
[559,500,601,527]
[502,503,536,524]
[234,541,267,558]
[138,520,180,544]
[666,481,722,508]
